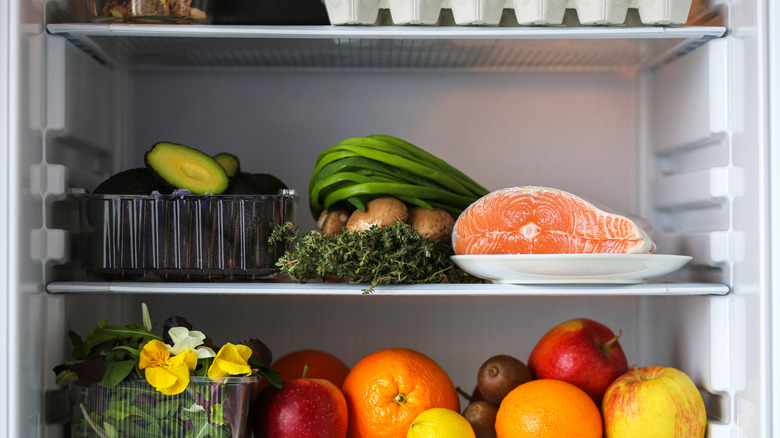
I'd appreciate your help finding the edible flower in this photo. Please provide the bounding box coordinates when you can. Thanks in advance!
[208,343,253,380]
[139,339,197,395]
[167,327,216,359]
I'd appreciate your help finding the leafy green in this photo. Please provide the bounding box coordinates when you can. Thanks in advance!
[71,379,248,438]
[58,320,161,388]
[270,221,483,293]
[57,305,276,437]
[99,359,137,388]
[308,135,489,220]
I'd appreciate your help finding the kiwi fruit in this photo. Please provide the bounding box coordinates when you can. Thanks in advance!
[477,354,533,405]
[462,400,498,438]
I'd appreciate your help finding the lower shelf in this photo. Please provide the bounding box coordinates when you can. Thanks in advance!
[46,281,730,296]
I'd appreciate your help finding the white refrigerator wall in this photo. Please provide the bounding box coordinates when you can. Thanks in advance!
[0,1,772,438]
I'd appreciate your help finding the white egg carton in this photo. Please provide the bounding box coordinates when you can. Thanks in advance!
[322,0,693,26]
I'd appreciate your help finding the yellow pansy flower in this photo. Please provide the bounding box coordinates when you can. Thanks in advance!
[207,343,253,380]
[139,339,197,395]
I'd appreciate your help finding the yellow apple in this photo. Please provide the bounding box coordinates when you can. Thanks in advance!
[602,365,707,438]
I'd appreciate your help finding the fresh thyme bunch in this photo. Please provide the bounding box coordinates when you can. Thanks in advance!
[270,221,482,293]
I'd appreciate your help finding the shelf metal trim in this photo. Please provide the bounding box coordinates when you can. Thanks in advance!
[48,24,726,41]
[47,282,730,296]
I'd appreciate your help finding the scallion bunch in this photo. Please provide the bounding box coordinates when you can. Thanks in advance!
[308,135,489,220]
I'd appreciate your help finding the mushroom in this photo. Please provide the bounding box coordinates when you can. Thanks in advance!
[408,207,455,243]
[318,209,350,236]
[346,197,409,233]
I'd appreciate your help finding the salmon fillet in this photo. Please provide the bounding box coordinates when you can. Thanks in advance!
[452,186,655,255]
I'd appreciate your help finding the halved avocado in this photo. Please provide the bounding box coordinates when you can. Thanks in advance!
[144,142,229,195]
[213,152,240,178]
[226,172,288,195]
[93,168,166,195]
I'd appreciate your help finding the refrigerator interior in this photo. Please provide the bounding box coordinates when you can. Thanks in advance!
[1,0,772,436]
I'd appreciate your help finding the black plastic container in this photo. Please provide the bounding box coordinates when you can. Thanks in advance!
[75,190,297,281]
[212,0,330,25]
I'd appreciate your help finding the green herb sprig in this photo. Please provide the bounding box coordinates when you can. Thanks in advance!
[270,221,482,293]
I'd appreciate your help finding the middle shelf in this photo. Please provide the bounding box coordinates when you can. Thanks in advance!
[47,282,730,296]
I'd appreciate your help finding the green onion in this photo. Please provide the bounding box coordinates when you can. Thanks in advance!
[309,135,489,220]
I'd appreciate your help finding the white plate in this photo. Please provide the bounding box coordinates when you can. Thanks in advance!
[451,254,692,284]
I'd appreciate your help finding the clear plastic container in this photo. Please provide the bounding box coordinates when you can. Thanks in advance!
[86,0,212,23]
[75,190,297,281]
[70,376,257,438]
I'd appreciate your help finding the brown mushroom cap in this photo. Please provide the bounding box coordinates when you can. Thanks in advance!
[408,207,455,242]
[346,197,409,233]
[319,209,350,236]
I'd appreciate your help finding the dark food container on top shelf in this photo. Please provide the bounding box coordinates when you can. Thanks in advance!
[86,0,212,23]
[75,190,297,281]
[212,0,330,25]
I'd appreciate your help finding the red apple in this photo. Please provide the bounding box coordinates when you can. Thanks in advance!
[602,365,707,437]
[253,377,348,438]
[527,317,628,404]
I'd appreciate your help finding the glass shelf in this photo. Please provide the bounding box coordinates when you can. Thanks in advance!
[47,24,726,71]
[46,281,730,296]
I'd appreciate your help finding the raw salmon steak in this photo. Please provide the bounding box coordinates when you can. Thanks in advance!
[452,186,656,255]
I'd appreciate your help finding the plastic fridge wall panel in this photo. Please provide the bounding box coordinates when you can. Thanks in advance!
[1,1,773,438]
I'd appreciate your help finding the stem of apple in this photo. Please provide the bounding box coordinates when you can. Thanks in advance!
[632,363,643,380]
[302,364,309,379]
[599,329,623,355]
[603,329,622,350]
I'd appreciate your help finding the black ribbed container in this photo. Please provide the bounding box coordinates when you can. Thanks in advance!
[75,191,297,281]
[212,0,330,25]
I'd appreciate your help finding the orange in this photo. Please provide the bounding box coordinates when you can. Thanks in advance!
[495,379,602,438]
[271,349,351,387]
[341,347,460,438]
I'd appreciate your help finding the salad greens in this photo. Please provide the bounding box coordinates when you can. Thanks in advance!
[54,304,281,438]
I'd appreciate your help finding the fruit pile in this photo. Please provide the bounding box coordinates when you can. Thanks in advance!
[93,141,288,196]
[251,318,707,438]
[462,317,706,438]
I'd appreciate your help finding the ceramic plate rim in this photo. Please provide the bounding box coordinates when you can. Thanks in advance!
[450,254,693,285]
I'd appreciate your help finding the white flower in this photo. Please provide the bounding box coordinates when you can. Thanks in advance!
[182,404,206,413]
[166,327,216,359]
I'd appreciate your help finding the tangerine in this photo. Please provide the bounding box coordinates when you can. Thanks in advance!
[495,379,602,438]
[341,347,460,438]
[270,349,351,387]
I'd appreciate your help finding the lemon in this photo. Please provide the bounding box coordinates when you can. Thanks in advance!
[407,407,476,438]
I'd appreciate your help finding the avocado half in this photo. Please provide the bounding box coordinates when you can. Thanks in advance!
[93,168,167,195]
[144,142,229,195]
[226,172,288,195]
[213,152,240,178]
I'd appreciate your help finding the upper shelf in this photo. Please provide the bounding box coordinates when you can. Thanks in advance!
[47,24,726,72]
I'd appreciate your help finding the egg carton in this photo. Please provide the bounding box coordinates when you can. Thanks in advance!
[322,0,694,26]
